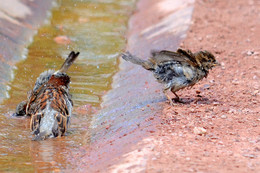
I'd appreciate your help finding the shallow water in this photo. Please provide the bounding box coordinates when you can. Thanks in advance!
[0,0,135,171]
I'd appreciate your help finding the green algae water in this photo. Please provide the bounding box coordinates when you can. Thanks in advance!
[0,0,135,172]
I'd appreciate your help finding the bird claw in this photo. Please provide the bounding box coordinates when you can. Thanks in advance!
[168,99,175,106]
[173,98,186,104]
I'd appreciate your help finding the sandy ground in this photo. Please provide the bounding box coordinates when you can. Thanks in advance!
[146,0,260,172]
[68,0,260,172]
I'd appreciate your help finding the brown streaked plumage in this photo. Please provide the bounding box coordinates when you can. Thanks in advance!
[122,48,219,106]
[14,51,79,140]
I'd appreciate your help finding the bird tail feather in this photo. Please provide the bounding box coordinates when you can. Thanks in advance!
[59,51,80,73]
[121,52,154,70]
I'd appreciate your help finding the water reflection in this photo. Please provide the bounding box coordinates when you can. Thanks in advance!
[0,0,135,171]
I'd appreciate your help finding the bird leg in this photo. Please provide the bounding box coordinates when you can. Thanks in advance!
[173,92,181,103]
[171,88,185,103]
[163,89,175,106]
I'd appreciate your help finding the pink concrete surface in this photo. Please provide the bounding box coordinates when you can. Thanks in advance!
[0,0,53,101]
[69,0,194,172]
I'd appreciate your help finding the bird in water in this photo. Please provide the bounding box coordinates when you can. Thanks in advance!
[122,49,219,106]
[14,51,79,140]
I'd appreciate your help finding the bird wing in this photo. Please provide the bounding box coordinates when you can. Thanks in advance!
[28,87,51,134]
[26,85,45,116]
[50,86,70,116]
[53,112,68,136]
[49,87,70,136]
[29,85,70,136]
[150,49,198,67]
[30,112,42,135]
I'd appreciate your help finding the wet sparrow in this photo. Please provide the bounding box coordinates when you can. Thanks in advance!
[122,49,219,106]
[14,51,79,140]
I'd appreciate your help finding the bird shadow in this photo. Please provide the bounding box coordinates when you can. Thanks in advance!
[177,96,219,105]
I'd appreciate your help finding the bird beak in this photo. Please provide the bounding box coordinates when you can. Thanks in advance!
[213,61,221,66]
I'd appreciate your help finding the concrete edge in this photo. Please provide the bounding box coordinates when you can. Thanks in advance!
[0,0,54,102]
[72,0,195,172]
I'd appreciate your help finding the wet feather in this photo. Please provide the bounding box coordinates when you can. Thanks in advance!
[14,51,79,140]
[121,48,219,106]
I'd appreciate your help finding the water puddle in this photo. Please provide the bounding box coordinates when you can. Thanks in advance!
[0,0,135,171]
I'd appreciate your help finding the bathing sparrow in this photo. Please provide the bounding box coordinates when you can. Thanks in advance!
[14,51,79,140]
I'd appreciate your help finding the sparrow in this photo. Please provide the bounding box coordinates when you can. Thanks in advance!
[14,51,79,140]
[121,48,219,106]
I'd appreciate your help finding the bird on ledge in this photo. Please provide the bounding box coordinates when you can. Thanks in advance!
[122,48,219,106]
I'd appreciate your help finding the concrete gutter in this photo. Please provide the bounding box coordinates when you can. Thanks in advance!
[0,0,54,101]
[0,0,194,171]
[73,0,195,172]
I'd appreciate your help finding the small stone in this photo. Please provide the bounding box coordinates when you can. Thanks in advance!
[238,120,245,123]
[221,115,227,119]
[243,154,256,159]
[218,141,224,145]
[244,50,259,56]
[246,51,254,56]
[151,157,157,160]
[221,62,225,69]
[253,75,258,80]
[54,35,71,45]
[213,102,220,106]
[252,90,259,96]
[234,139,240,142]
[206,35,212,39]
[231,79,239,85]
[228,109,236,113]
[193,127,207,135]
[78,17,89,23]
[203,84,211,90]
[254,147,260,152]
